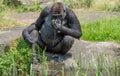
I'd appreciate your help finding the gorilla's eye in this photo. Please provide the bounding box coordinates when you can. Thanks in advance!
[52,15,56,19]
[52,14,62,19]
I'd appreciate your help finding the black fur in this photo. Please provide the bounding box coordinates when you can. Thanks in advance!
[22,2,82,57]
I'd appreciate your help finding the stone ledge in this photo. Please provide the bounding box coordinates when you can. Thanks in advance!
[0,26,26,53]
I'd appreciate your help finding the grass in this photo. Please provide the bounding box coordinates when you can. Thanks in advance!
[81,17,120,43]
[0,38,49,76]
[0,38,32,76]
[53,0,120,11]
[0,5,19,28]
[0,2,42,28]
[0,38,119,76]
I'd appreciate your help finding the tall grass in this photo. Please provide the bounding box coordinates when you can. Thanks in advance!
[81,17,120,43]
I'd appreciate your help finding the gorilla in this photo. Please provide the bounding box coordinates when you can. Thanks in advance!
[22,2,82,63]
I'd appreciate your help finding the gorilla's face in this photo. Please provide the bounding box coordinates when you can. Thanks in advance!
[51,2,66,27]
[52,14,62,25]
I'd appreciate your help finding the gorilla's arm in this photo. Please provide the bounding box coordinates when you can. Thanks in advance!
[22,6,51,44]
[22,23,37,44]
[56,7,82,39]
[35,6,51,30]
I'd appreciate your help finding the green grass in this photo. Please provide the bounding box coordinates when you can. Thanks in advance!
[0,38,32,76]
[0,37,119,76]
[53,0,120,11]
[81,17,120,42]
[0,5,19,27]
[0,38,49,76]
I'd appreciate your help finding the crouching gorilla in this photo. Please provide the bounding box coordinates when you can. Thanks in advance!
[22,2,82,63]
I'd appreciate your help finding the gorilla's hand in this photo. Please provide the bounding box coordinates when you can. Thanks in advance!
[52,19,62,30]
[22,30,36,44]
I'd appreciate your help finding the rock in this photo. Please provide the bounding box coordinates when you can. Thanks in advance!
[32,53,78,76]
[18,0,51,5]
[0,26,26,53]
[32,39,120,76]
[70,40,120,68]
[19,0,32,4]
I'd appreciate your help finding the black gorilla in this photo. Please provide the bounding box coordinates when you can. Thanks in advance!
[22,2,82,63]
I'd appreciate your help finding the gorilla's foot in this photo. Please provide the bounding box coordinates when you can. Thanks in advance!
[52,54,64,62]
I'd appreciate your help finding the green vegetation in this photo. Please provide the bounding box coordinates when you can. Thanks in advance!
[0,1,42,27]
[0,38,31,76]
[0,5,19,27]
[0,38,49,76]
[111,4,120,11]
[1,0,42,13]
[53,0,120,11]
[53,0,94,8]
[0,38,120,76]
[0,13,18,28]
[81,17,120,42]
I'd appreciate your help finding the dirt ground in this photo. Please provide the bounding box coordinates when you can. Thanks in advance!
[9,10,120,25]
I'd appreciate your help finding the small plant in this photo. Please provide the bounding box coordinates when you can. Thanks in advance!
[52,0,93,8]
[112,4,120,11]
[15,2,42,13]
[84,0,93,8]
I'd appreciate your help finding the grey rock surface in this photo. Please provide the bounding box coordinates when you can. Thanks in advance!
[70,40,120,68]
[0,26,26,53]
[33,39,120,76]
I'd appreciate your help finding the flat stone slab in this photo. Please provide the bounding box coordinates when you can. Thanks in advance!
[70,40,120,68]
[0,26,26,52]
[33,39,120,76]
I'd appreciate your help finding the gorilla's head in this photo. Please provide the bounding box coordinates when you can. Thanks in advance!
[51,2,66,25]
